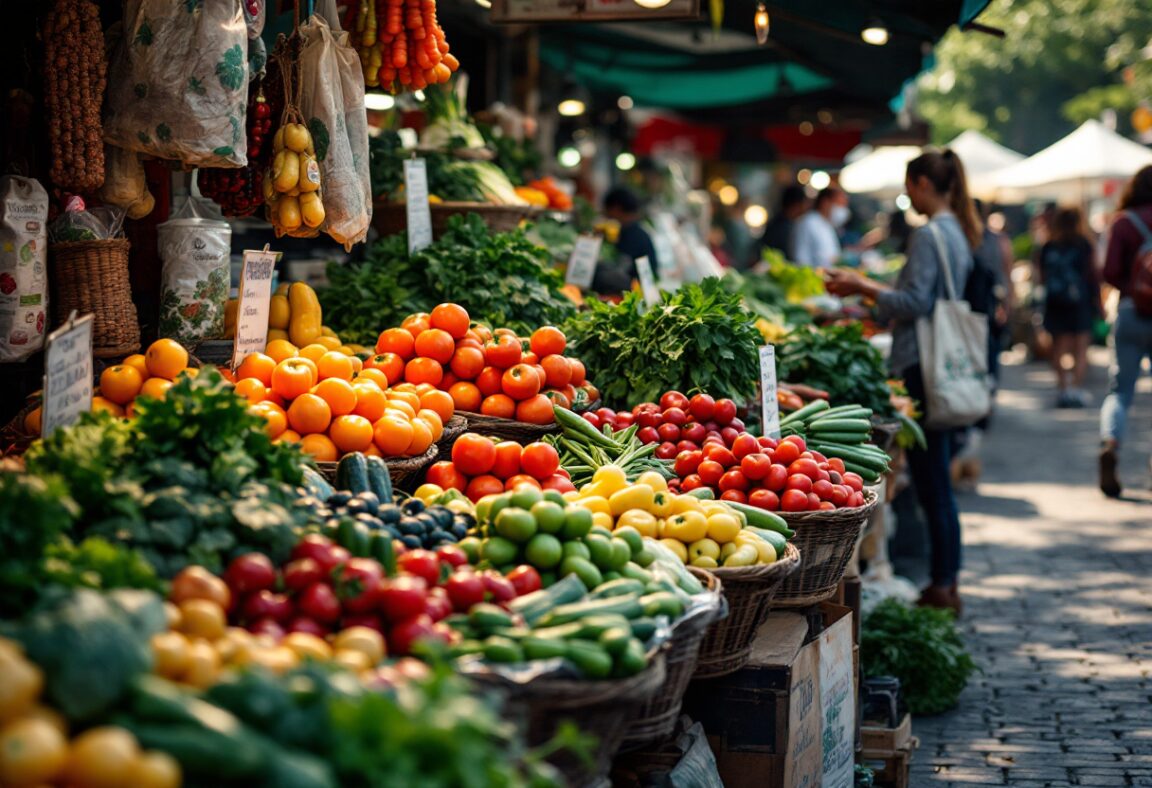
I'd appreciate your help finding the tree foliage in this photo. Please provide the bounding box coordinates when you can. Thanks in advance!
[917,0,1152,152]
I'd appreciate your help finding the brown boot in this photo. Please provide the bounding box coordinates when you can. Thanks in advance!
[1099,441,1121,498]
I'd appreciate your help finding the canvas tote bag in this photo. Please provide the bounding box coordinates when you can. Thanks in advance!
[915,222,991,429]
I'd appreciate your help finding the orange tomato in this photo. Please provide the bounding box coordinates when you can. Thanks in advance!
[250,401,288,438]
[476,367,503,397]
[430,303,470,338]
[484,335,522,369]
[569,358,587,386]
[386,400,416,420]
[300,433,338,462]
[363,443,382,457]
[413,328,455,364]
[348,355,363,374]
[373,415,414,455]
[233,377,268,404]
[455,337,483,351]
[440,371,459,390]
[493,328,519,340]
[501,364,542,401]
[480,393,516,419]
[388,390,421,412]
[139,377,173,400]
[218,367,236,383]
[316,351,354,382]
[265,339,299,363]
[99,365,144,405]
[505,474,542,491]
[236,352,276,386]
[298,343,329,364]
[354,367,390,389]
[419,389,455,423]
[91,396,125,417]
[404,357,443,387]
[352,381,388,422]
[406,418,434,456]
[581,382,600,403]
[122,353,149,379]
[448,381,481,412]
[416,408,444,439]
[540,355,573,388]
[313,378,357,416]
[516,394,555,424]
[521,351,539,365]
[375,329,415,360]
[145,338,189,379]
[313,335,342,351]
[449,346,485,380]
[414,382,437,396]
[470,323,493,342]
[288,393,333,434]
[276,429,302,444]
[530,326,567,357]
[401,312,432,337]
[542,388,571,409]
[329,414,374,453]
[271,359,316,400]
[364,352,403,382]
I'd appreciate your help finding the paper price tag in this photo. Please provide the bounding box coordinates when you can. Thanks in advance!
[404,158,433,254]
[636,255,660,307]
[565,235,602,289]
[232,247,281,370]
[42,312,94,438]
[759,344,781,440]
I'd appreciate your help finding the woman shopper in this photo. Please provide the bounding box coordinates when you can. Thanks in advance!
[825,150,982,614]
[1099,166,1152,498]
[1039,207,1103,408]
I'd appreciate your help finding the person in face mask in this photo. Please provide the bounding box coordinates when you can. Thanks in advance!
[790,186,849,268]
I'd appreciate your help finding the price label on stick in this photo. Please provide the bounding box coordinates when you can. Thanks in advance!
[636,255,660,307]
[565,234,602,289]
[232,247,281,370]
[760,344,781,440]
[404,158,433,254]
[42,311,94,438]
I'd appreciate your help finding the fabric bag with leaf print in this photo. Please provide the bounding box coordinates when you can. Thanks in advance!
[157,197,232,345]
[104,0,249,168]
[298,3,371,250]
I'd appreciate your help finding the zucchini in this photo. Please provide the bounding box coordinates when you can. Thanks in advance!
[722,501,795,538]
[468,603,514,632]
[589,578,645,599]
[523,636,570,660]
[599,626,633,656]
[483,636,524,663]
[572,614,634,640]
[779,399,830,425]
[639,591,685,618]
[507,573,587,625]
[808,419,873,433]
[365,455,394,503]
[335,453,370,495]
[683,486,715,500]
[745,526,789,558]
[808,432,872,444]
[119,718,268,778]
[629,617,659,642]
[565,640,613,678]
[300,466,334,501]
[540,596,644,626]
[612,637,649,677]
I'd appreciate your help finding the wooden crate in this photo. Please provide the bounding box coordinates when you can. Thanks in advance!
[860,745,914,788]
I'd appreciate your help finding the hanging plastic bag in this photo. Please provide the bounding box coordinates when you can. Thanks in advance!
[103,0,249,168]
[0,176,49,362]
[298,3,372,250]
[157,198,232,345]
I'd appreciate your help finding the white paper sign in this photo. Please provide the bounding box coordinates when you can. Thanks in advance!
[636,255,660,306]
[565,235,602,289]
[759,344,781,440]
[232,248,281,369]
[42,312,94,437]
[404,158,433,255]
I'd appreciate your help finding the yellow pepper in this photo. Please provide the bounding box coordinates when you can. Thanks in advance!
[650,490,674,518]
[671,495,704,515]
[269,294,290,330]
[659,537,689,563]
[591,511,614,531]
[575,496,611,516]
[722,544,760,567]
[665,511,708,543]
[592,465,629,497]
[608,484,655,517]
[635,471,669,493]
[615,510,659,538]
[706,513,742,544]
[689,555,718,569]
[737,531,777,563]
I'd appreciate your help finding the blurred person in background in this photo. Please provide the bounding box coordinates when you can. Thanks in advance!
[1098,165,1152,498]
[791,186,849,268]
[595,186,658,295]
[758,185,809,261]
[1039,206,1102,408]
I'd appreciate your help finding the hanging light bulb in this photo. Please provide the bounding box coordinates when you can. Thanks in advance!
[557,80,587,117]
[754,3,770,45]
[634,0,673,8]
[861,19,889,46]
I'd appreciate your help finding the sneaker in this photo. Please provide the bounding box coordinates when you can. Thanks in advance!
[1099,442,1122,498]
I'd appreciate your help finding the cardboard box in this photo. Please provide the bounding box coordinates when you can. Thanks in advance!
[683,604,856,788]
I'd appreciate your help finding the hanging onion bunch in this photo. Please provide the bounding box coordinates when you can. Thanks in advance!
[350,0,460,94]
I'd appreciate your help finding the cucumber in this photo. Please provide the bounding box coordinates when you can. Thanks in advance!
[540,596,644,626]
[469,603,514,632]
[684,486,715,500]
[523,636,570,660]
[746,526,789,558]
[300,466,334,501]
[336,519,360,554]
[599,626,633,656]
[843,462,882,483]
[530,622,584,640]
[508,573,587,624]
[779,399,830,425]
[808,407,873,422]
[365,455,394,503]
[449,639,485,658]
[619,562,654,585]
[369,532,395,575]
[572,614,634,640]
[808,432,872,444]
[120,718,268,778]
[335,452,370,495]
[483,636,524,663]
[558,556,603,591]
[722,500,795,538]
[808,419,874,433]
[639,591,685,619]
[612,637,649,677]
[565,640,613,678]
[629,617,658,642]
[810,442,889,472]
[589,578,645,599]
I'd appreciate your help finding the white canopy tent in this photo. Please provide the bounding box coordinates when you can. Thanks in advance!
[839,131,1024,198]
[971,120,1152,203]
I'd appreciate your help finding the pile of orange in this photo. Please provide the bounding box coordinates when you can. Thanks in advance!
[371,303,599,425]
[230,337,453,462]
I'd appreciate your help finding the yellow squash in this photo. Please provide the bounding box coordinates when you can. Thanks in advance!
[287,282,323,347]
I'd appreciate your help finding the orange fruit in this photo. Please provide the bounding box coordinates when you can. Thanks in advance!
[300,433,338,462]
[236,352,276,386]
[404,357,443,387]
[391,382,418,394]
[414,328,455,364]
[298,343,329,364]
[530,327,567,357]
[363,443,382,457]
[271,358,317,400]
[250,401,288,438]
[91,396,125,417]
[388,390,421,413]
[265,339,299,363]
[348,356,363,374]
[313,335,342,351]
[287,393,332,434]
[122,353,149,379]
[430,303,470,339]
[352,382,388,422]
[375,328,415,360]
[329,414,374,453]
[385,400,416,420]
[480,393,516,419]
[541,355,573,388]
[355,368,389,389]
[449,346,485,380]
[313,378,357,417]
[276,429,302,444]
[365,353,404,383]
[139,377,174,400]
[419,389,455,424]
[145,339,189,380]
[23,406,42,435]
[99,365,144,405]
[233,377,268,404]
[406,418,434,456]
[448,381,482,412]
[401,312,431,337]
[416,409,444,441]
[373,415,414,456]
[476,367,503,397]
[316,351,354,382]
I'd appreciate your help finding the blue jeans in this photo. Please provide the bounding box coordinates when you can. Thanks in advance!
[1100,299,1152,443]
[904,365,963,587]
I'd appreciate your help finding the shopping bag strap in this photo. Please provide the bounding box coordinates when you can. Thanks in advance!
[1124,210,1152,244]
[927,221,958,302]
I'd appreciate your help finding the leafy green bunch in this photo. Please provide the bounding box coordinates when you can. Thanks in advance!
[775,322,895,417]
[564,278,762,408]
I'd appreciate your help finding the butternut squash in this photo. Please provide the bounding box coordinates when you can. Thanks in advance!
[287,282,322,347]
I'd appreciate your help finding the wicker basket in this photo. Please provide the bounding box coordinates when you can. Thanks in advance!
[50,239,140,358]
[372,201,537,236]
[0,402,39,457]
[693,543,802,679]
[473,655,666,788]
[456,411,558,443]
[315,444,438,492]
[773,490,880,607]
[620,568,724,750]
[433,415,469,462]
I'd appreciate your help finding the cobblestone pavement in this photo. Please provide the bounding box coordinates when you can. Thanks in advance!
[911,349,1152,788]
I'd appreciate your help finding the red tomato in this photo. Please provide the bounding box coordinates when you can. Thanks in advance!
[436,545,469,568]
[249,618,286,641]
[504,474,542,491]
[452,433,497,476]
[444,571,486,611]
[741,453,772,481]
[842,472,865,492]
[297,582,342,623]
[501,364,542,401]
[397,549,442,586]
[702,444,736,467]
[827,457,846,474]
[424,587,453,621]
[718,469,749,492]
[720,427,742,446]
[582,412,602,428]
[807,493,823,510]
[389,614,438,655]
[748,488,780,511]
[697,460,725,486]
[636,409,662,429]
[490,441,522,480]
[781,489,810,512]
[283,558,324,593]
[377,576,428,622]
[677,440,700,454]
[595,407,617,424]
[287,616,331,637]
[829,485,849,507]
[657,423,681,443]
[655,442,679,460]
[828,469,844,485]
[475,366,504,397]
[688,393,715,421]
[337,558,385,614]
[616,412,635,428]
[811,479,835,500]
[786,474,813,494]
[484,336,522,369]
[662,407,688,426]
[849,491,865,507]
[224,553,277,594]
[781,434,807,452]
[729,417,745,432]
[659,391,689,410]
[292,536,351,575]
[757,436,779,450]
[680,474,704,491]
[541,473,577,493]
[765,464,789,492]
[713,398,737,425]
[810,450,828,464]
[773,440,801,466]
[674,450,703,477]
[817,469,831,483]
[788,458,821,480]
[682,422,708,443]
[818,501,836,511]
[720,489,747,504]
[520,442,561,479]
[506,565,543,596]
[242,590,293,623]
[481,571,517,603]
[425,461,468,491]
[465,474,505,502]
[637,426,660,444]
[731,433,761,460]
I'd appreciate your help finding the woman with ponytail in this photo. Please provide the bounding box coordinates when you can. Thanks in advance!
[825,149,981,614]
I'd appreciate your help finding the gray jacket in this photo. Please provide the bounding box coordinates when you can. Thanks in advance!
[876,212,974,376]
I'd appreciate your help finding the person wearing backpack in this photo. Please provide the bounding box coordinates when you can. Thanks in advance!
[1099,166,1152,497]
[1039,207,1103,408]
